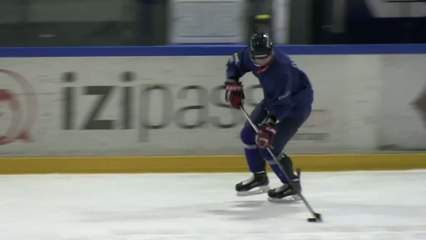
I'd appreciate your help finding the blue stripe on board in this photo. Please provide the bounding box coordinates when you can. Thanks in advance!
[1,44,426,57]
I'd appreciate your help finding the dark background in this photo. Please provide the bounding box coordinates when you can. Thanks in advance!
[0,0,425,47]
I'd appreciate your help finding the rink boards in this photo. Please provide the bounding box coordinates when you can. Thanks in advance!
[0,45,425,173]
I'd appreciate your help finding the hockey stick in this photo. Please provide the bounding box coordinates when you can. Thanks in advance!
[240,105,322,222]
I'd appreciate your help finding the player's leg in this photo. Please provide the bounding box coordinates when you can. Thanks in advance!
[236,104,270,196]
[267,154,302,201]
[258,110,311,200]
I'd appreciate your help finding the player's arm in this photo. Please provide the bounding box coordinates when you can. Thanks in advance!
[226,49,251,82]
[255,69,293,148]
[264,68,294,122]
[225,49,251,109]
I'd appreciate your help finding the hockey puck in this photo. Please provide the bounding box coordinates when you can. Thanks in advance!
[307,213,322,222]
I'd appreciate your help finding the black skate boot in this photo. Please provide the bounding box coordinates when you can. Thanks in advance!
[268,169,302,202]
[235,171,270,196]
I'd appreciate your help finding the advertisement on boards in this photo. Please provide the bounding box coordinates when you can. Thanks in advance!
[3,53,424,156]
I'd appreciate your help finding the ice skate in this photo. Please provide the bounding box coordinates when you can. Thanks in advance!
[267,180,301,203]
[235,172,270,196]
[268,169,302,203]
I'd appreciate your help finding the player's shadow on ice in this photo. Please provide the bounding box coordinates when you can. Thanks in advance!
[208,200,303,220]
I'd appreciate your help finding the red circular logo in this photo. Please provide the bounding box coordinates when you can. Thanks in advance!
[0,69,37,145]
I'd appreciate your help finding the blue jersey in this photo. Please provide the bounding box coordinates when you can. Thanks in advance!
[226,47,313,121]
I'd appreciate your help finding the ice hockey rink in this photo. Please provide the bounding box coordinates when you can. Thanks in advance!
[1,170,425,240]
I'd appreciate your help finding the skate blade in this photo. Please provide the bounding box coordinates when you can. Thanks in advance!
[267,195,301,203]
[236,186,270,196]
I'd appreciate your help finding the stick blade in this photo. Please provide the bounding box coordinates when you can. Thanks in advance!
[307,213,322,222]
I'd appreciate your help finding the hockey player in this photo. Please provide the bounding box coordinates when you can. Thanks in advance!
[225,32,313,201]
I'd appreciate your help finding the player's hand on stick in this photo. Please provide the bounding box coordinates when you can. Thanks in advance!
[256,117,277,149]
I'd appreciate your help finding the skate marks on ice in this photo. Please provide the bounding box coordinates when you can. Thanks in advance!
[208,199,302,220]
[0,171,425,240]
[78,171,426,239]
[78,196,426,239]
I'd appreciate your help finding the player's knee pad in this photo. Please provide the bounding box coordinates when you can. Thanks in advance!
[240,125,256,145]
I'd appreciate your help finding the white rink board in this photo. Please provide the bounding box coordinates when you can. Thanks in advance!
[0,55,425,156]
[379,55,426,150]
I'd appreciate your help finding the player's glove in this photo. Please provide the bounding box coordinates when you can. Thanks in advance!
[256,117,277,149]
[225,79,245,109]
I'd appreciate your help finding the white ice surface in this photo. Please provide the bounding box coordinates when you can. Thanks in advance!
[0,170,425,240]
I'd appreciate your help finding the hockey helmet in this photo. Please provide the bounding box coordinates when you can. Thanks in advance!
[249,33,273,59]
